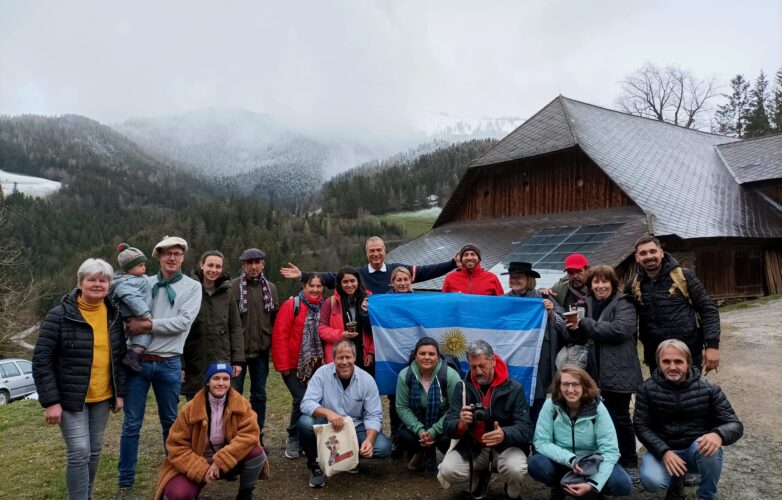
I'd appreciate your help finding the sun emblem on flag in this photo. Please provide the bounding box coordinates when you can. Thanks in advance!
[440,328,467,357]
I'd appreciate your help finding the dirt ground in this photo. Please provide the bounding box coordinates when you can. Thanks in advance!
[201,298,782,499]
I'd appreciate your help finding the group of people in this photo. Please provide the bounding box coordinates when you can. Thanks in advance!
[31,233,743,500]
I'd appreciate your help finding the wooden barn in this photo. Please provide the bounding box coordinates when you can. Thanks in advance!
[387,96,782,299]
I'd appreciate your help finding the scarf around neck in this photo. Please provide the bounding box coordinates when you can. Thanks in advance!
[296,291,324,382]
[152,270,183,306]
[239,272,274,314]
[409,364,442,430]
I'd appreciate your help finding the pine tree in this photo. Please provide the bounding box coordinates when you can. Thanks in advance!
[772,66,782,132]
[745,70,772,138]
[713,74,750,137]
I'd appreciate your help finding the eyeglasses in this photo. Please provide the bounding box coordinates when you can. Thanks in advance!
[161,251,185,259]
[560,382,582,389]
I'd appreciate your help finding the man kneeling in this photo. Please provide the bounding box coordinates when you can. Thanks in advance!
[299,340,392,487]
[634,340,743,500]
[155,362,268,500]
[439,340,532,499]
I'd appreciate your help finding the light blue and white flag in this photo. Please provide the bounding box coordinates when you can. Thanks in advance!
[368,293,547,404]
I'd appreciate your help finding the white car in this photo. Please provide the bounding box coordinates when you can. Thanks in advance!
[0,358,36,404]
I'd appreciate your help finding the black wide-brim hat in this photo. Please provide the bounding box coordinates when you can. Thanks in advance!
[501,261,541,278]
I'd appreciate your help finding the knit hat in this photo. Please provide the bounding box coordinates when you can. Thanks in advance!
[117,243,147,272]
[204,361,233,383]
[152,236,188,258]
[459,244,482,262]
[239,248,266,261]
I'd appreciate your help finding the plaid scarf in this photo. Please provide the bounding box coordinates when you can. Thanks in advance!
[152,270,183,306]
[409,364,442,430]
[239,272,274,314]
[296,292,324,382]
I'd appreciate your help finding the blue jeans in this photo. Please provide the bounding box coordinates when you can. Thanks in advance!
[528,453,633,496]
[117,356,182,487]
[232,351,269,431]
[297,415,392,467]
[640,441,723,500]
[60,400,112,500]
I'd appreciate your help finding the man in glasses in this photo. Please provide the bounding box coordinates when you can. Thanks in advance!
[118,236,202,499]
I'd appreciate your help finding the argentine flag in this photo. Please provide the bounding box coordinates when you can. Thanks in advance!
[368,293,547,405]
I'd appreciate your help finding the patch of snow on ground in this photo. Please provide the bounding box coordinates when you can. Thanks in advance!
[0,170,61,198]
[394,207,442,218]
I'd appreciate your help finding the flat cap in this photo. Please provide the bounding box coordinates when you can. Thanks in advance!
[239,248,266,261]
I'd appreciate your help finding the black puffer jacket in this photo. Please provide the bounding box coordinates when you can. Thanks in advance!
[625,255,720,366]
[633,367,743,458]
[33,289,127,411]
[575,292,642,393]
[444,356,533,458]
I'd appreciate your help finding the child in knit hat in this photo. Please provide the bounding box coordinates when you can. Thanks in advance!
[111,243,153,372]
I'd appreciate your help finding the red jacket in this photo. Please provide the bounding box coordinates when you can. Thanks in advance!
[318,292,374,363]
[271,293,324,372]
[442,264,504,296]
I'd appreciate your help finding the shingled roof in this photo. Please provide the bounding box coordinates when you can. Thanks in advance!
[717,133,782,185]
[437,96,782,239]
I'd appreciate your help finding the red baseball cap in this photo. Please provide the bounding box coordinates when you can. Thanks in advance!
[564,253,589,271]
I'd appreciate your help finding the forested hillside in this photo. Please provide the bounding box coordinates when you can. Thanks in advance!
[319,139,497,216]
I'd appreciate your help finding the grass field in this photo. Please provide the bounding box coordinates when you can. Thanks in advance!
[376,209,438,239]
[0,371,294,499]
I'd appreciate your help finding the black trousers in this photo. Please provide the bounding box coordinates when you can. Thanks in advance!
[397,425,451,455]
[601,391,637,467]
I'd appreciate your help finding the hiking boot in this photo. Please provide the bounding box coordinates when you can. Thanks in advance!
[407,452,425,471]
[308,464,325,488]
[624,465,641,490]
[122,349,143,372]
[235,487,254,500]
[284,436,300,459]
[470,470,491,500]
[117,486,135,500]
[684,471,700,487]
[665,475,686,500]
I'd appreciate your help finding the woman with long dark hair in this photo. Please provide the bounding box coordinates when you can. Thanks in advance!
[395,337,460,473]
[182,250,244,400]
[318,266,374,372]
[272,273,326,460]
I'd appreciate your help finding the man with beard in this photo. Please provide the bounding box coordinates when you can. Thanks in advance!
[442,244,504,295]
[634,340,742,500]
[298,340,391,488]
[438,340,532,500]
[547,253,590,317]
[626,235,720,373]
[231,248,279,449]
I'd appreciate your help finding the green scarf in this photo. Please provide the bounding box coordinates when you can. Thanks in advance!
[152,270,184,306]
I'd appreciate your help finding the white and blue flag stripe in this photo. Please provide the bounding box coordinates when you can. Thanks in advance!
[367,293,547,404]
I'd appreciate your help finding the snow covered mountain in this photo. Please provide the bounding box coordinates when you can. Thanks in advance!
[416,112,524,142]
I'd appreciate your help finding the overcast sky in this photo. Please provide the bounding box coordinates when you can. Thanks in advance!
[1,0,780,138]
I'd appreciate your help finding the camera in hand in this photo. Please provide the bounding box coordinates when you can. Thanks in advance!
[470,403,487,423]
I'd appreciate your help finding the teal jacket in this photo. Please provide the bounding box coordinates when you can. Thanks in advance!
[395,359,461,439]
[533,398,619,492]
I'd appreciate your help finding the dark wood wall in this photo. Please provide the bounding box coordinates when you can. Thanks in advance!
[695,246,766,299]
[452,148,634,221]
[758,181,782,205]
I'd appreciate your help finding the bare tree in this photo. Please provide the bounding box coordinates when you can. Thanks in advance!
[616,63,719,129]
[0,193,39,357]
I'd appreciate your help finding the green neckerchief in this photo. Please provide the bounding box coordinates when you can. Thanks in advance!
[152,270,184,306]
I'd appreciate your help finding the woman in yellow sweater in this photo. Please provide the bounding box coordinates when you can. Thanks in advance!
[33,258,127,500]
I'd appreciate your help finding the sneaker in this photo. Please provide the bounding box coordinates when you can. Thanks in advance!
[407,452,425,471]
[284,436,300,459]
[122,349,143,372]
[625,466,641,490]
[684,471,700,487]
[308,464,325,488]
[117,486,135,500]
